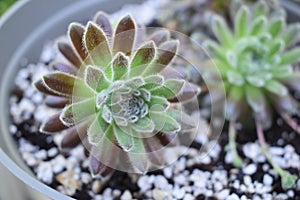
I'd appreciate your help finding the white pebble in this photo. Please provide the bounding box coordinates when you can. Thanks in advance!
[183,193,194,200]
[172,188,185,199]
[243,163,257,175]
[263,174,273,186]
[217,189,230,199]
[154,175,169,190]
[47,147,58,157]
[138,176,152,192]
[120,190,132,200]
[36,162,53,184]
[269,147,284,155]
[243,176,252,186]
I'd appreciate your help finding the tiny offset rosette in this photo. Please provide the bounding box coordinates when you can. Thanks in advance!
[34,12,200,176]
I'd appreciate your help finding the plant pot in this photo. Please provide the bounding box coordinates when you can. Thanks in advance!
[0,0,143,199]
[0,0,299,200]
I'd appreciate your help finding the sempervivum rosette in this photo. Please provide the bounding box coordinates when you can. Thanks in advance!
[205,1,299,189]
[34,12,200,177]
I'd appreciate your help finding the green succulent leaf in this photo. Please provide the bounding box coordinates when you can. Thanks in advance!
[253,0,269,19]
[212,16,233,48]
[250,16,267,35]
[60,98,95,126]
[148,96,170,111]
[149,111,181,134]
[112,52,129,80]
[113,125,134,152]
[245,85,266,113]
[265,80,288,96]
[151,79,185,99]
[235,6,249,38]
[129,137,149,173]
[130,41,156,77]
[84,65,110,92]
[166,109,196,132]
[281,23,300,47]
[227,70,244,86]
[88,114,108,145]
[279,170,297,190]
[131,117,155,133]
[268,18,284,38]
[280,47,300,65]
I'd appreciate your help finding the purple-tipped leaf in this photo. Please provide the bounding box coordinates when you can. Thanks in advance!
[93,11,113,38]
[130,41,156,77]
[84,65,110,92]
[168,82,200,103]
[58,42,82,67]
[40,112,69,133]
[52,62,77,75]
[148,30,170,46]
[144,40,179,76]
[61,122,89,149]
[113,14,136,55]
[45,96,70,108]
[84,22,112,68]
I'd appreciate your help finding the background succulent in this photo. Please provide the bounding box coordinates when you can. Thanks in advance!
[205,0,300,189]
[34,12,200,177]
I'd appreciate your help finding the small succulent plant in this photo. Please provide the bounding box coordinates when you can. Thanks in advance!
[34,12,200,176]
[205,0,300,189]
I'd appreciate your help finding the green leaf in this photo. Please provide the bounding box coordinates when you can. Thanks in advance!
[113,124,134,152]
[280,48,300,65]
[128,137,149,174]
[112,52,129,80]
[140,88,151,102]
[265,80,288,96]
[88,114,108,145]
[102,105,113,124]
[235,6,249,38]
[126,77,145,89]
[253,0,269,19]
[84,65,110,92]
[245,85,266,113]
[281,23,300,47]
[149,111,181,134]
[250,16,267,35]
[84,22,112,68]
[246,76,265,87]
[204,40,227,62]
[279,170,297,190]
[166,109,195,132]
[130,41,156,77]
[271,65,293,78]
[131,117,155,133]
[268,39,284,58]
[60,98,96,126]
[141,75,164,90]
[212,16,233,48]
[148,96,170,112]
[226,86,244,120]
[268,18,284,38]
[151,79,185,99]
[226,70,244,86]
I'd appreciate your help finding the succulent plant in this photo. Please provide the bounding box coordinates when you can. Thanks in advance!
[205,0,300,189]
[34,12,200,177]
